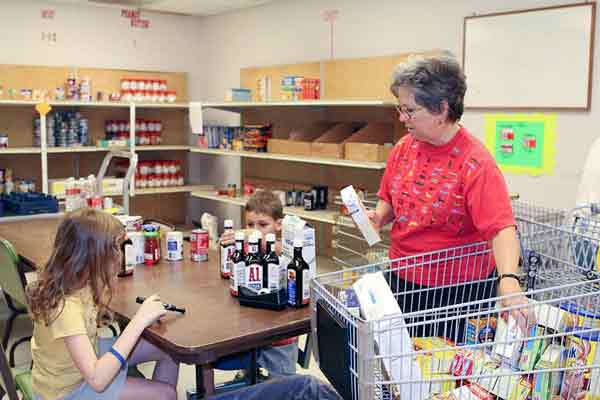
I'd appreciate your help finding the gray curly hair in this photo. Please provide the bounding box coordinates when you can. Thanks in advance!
[390,52,466,122]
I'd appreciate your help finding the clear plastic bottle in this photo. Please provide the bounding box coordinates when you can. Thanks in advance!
[219,219,234,279]
[65,177,76,212]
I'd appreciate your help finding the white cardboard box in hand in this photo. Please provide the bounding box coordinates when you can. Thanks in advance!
[340,185,382,246]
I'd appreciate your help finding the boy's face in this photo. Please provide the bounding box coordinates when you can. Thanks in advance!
[245,211,281,238]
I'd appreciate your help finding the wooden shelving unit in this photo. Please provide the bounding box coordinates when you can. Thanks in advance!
[0,65,191,224]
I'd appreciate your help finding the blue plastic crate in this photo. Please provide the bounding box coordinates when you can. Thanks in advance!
[1,192,59,216]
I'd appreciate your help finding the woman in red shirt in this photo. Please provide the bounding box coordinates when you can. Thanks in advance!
[368,54,530,341]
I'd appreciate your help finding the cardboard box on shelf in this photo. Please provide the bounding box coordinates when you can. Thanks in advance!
[306,122,364,159]
[267,138,312,156]
[343,121,395,162]
[288,121,336,142]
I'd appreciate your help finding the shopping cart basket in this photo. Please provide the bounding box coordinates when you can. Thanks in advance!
[311,240,600,400]
[514,201,600,284]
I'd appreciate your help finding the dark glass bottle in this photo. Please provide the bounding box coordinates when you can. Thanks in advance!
[263,233,280,291]
[229,232,246,297]
[118,237,134,277]
[244,234,263,292]
[219,219,234,279]
[287,238,310,307]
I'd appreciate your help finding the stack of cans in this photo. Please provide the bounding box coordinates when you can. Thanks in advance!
[32,112,89,148]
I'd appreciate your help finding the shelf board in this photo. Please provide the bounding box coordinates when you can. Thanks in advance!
[47,146,109,153]
[202,99,395,111]
[190,190,339,224]
[0,147,42,154]
[190,148,386,170]
[190,190,248,206]
[0,100,39,107]
[48,101,130,108]
[134,103,189,109]
[135,145,191,151]
[134,185,203,195]
[0,100,189,109]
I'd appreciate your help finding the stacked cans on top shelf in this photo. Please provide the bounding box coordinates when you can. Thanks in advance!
[34,112,89,147]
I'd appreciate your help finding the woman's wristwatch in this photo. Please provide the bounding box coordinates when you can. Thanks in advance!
[497,273,520,283]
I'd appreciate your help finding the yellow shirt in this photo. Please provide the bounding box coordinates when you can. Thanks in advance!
[31,287,98,400]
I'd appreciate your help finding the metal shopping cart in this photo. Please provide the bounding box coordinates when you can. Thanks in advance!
[312,217,600,400]
[513,199,600,285]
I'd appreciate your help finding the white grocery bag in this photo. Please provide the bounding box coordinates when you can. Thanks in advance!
[353,272,425,399]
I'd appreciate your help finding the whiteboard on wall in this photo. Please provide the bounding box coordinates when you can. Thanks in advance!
[463,3,595,110]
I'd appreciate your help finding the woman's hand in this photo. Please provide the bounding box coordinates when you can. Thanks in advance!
[133,294,167,328]
[498,278,535,334]
[367,210,383,231]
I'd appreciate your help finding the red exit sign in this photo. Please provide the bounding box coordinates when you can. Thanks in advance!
[131,18,150,29]
[41,9,55,19]
[121,9,140,19]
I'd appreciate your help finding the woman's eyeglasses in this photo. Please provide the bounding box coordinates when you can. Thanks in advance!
[394,104,424,120]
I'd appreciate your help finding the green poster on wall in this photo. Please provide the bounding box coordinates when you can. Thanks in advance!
[484,114,556,176]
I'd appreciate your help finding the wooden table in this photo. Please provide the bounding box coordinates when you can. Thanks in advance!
[0,217,311,396]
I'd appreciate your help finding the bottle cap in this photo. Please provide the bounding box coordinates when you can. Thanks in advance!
[234,231,245,240]
[224,219,234,229]
[293,238,303,248]
[249,235,258,244]
[266,233,276,242]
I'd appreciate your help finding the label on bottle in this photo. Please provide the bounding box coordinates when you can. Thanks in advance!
[245,263,263,291]
[288,269,297,306]
[302,271,310,305]
[124,244,135,273]
[220,244,235,276]
[268,262,281,291]
[230,261,246,296]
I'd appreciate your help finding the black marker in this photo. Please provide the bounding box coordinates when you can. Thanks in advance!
[136,296,186,314]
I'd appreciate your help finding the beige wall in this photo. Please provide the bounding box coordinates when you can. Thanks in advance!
[1,0,598,210]
[196,0,600,209]
[0,0,206,99]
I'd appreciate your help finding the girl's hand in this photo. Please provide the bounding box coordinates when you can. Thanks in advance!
[219,230,235,246]
[133,294,166,328]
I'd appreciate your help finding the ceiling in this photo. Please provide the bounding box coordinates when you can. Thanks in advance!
[43,0,279,16]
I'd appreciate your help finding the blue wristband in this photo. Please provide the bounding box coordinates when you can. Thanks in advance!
[108,347,126,370]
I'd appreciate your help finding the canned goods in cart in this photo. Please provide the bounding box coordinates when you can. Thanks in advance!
[190,229,209,262]
[166,231,183,261]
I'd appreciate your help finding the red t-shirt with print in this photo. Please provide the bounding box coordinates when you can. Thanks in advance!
[377,126,515,286]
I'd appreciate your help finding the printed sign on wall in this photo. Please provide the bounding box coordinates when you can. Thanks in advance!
[484,114,556,176]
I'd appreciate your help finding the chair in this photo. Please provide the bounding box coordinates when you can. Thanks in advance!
[0,336,34,400]
[0,238,33,368]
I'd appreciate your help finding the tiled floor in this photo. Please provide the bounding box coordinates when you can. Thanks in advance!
[0,293,334,399]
